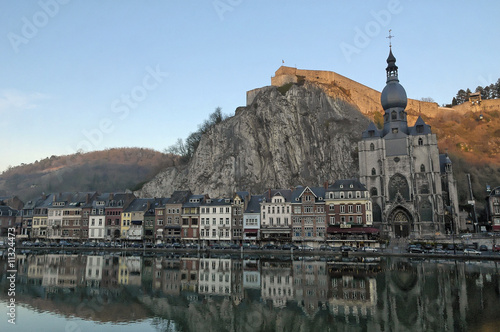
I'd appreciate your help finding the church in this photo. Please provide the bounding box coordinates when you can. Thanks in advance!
[358,47,459,239]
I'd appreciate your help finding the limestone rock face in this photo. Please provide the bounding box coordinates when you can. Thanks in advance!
[138,82,370,198]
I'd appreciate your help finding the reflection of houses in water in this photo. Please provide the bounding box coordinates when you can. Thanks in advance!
[328,259,380,320]
[231,259,243,305]
[46,254,82,288]
[293,260,329,318]
[198,258,232,296]
[260,260,294,308]
[118,256,142,286]
[86,255,104,288]
[180,257,199,294]
[243,259,260,289]
[152,256,181,295]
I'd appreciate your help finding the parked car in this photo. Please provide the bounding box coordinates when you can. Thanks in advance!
[281,244,298,250]
[464,248,481,256]
[408,245,424,253]
[479,245,488,251]
[428,248,447,254]
[340,246,356,252]
[361,247,378,252]
[493,244,500,252]
[319,245,335,251]
[298,245,314,251]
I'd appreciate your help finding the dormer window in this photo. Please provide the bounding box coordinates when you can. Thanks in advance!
[416,125,424,133]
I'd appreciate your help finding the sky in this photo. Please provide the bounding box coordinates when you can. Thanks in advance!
[0,1,499,173]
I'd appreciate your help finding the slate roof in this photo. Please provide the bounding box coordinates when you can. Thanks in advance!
[244,195,265,214]
[123,198,155,213]
[291,186,326,202]
[263,189,293,203]
[327,179,367,192]
[167,190,192,205]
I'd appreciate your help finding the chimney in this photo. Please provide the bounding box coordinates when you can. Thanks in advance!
[323,181,329,190]
[86,193,90,204]
[110,193,114,200]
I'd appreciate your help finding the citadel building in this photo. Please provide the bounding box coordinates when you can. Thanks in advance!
[358,48,459,238]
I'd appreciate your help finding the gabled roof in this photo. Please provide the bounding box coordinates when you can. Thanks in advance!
[361,122,382,139]
[291,186,326,202]
[408,116,432,136]
[263,189,292,202]
[234,191,250,201]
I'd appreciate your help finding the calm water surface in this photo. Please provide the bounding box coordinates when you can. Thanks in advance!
[1,251,499,332]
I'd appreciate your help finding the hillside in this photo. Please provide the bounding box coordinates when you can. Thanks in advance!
[0,148,178,202]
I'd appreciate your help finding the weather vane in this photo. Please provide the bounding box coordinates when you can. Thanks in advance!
[386,29,394,48]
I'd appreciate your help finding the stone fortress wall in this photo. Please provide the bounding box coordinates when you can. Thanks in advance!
[247,66,499,125]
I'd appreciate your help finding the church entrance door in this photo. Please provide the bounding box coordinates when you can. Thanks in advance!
[391,208,412,238]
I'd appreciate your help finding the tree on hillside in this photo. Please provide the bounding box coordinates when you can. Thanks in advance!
[453,78,500,105]
[166,107,229,163]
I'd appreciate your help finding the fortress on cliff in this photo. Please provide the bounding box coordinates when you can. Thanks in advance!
[247,66,500,126]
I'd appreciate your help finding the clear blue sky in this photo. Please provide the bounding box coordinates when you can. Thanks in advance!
[1,1,499,173]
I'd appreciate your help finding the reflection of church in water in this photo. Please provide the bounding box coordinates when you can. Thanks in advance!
[359,47,459,238]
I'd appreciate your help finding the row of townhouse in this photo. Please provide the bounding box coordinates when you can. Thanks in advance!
[8,179,378,247]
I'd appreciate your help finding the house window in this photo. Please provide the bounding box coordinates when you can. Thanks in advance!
[340,205,345,213]
[371,168,376,175]
[391,111,397,120]
[356,205,361,213]
[420,164,426,172]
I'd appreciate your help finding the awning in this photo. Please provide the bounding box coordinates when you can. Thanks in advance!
[244,229,258,233]
[327,226,379,234]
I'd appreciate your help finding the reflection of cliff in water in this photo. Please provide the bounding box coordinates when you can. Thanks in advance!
[1,253,499,331]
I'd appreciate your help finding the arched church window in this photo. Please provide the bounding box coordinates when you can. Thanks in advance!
[371,168,376,176]
[370,187,378,196]
[419,200,433,221]
[370,143,375,151]
[418,138,423,146]
[389,173,410,201]
[420,164,425,172]
[391,111,397,120]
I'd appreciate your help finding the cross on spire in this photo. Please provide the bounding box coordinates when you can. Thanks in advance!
[386,29,394,48]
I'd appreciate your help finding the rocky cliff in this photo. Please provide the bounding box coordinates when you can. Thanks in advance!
[138,82,370,198]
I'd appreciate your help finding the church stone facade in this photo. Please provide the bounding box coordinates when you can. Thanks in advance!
[358,48,459,239]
